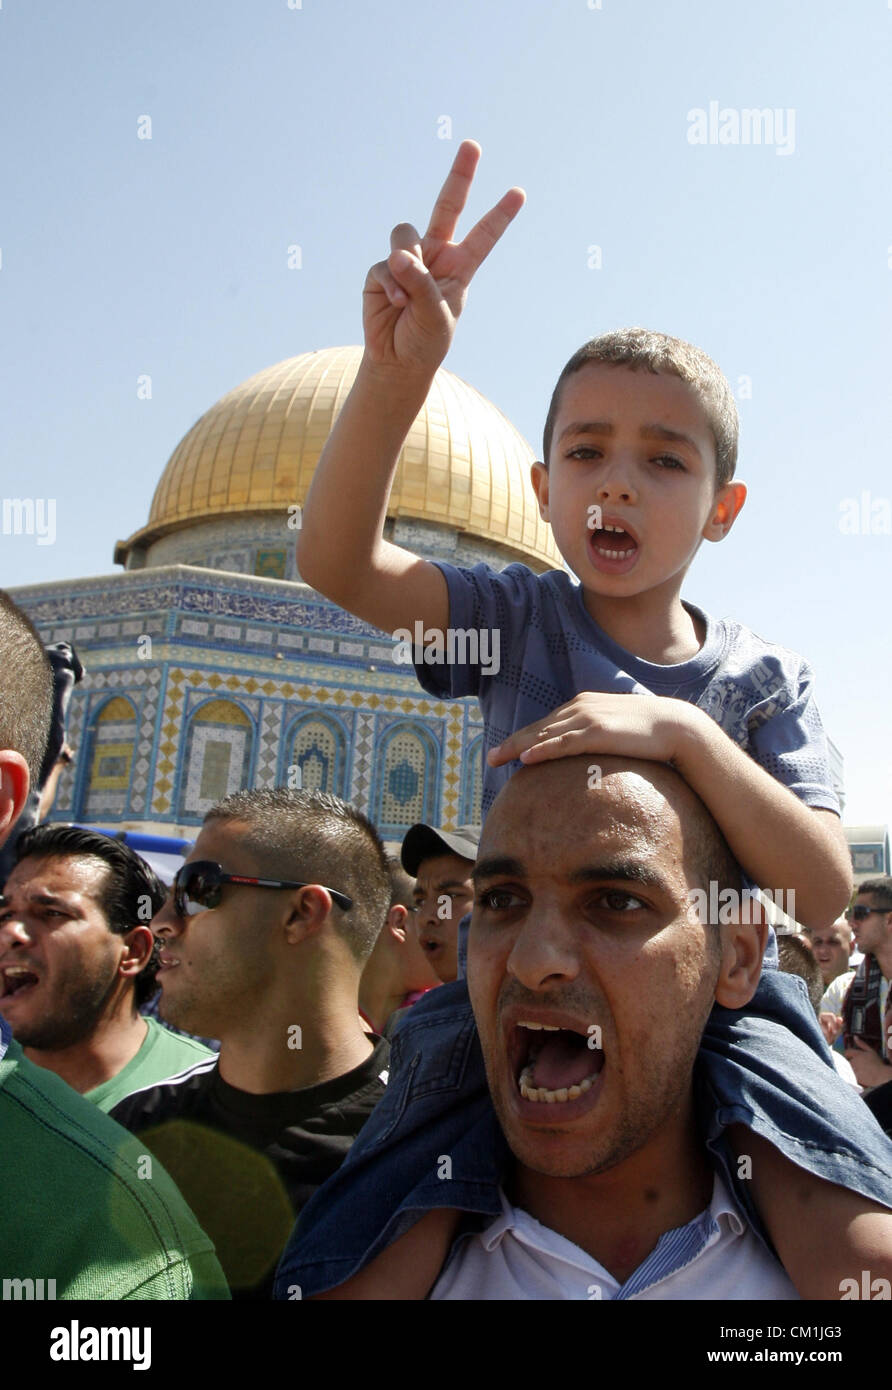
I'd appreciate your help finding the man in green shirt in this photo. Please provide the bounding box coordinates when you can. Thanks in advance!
[0,823,214,1111]
[0,588,228,1298]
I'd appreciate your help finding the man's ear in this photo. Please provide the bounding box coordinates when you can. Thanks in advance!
[386,903,408,943]
[530,461,550,522]
[0,751,30,848]
[714,900,767,1009]
[118,924,156,979]
[282,885,334,945]
[703,481,746,543]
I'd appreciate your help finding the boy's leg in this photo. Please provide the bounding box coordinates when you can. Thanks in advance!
[725,1127,892,1298]
[697,968,892,1295]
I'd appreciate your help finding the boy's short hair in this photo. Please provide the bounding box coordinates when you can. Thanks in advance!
[0,591,53,790]
[542,328,739,490]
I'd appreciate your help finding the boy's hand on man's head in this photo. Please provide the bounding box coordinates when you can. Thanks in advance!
[488,692,702,770]
[362,139,525,377]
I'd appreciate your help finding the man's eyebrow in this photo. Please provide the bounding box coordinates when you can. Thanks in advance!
[472,856,668,893]
[557,419,702,459]
[565,861,669,892]
[0,889,79,910]
[472,856,525,884]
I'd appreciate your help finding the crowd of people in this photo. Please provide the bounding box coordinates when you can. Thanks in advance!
[2,142,891,1301]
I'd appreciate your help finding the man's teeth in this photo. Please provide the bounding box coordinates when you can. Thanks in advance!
[2,966,37,995]
[517,1064,598,1103]
[517,1020,561,1031]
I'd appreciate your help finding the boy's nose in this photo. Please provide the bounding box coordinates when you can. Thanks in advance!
[597,471,637,504]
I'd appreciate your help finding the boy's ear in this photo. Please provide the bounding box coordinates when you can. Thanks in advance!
[530,461,550,521]
[714,899,767,1009]
[703,481,746,543]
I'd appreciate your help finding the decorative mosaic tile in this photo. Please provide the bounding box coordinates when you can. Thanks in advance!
[255,702,283,787]
[348,712,376,809]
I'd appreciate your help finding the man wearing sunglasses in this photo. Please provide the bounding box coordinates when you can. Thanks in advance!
[111,785,393,1300]
[841,879,892,1095]
[0,589,228,1298]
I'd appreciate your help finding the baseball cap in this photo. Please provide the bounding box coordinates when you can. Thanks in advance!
[400,823,481,877]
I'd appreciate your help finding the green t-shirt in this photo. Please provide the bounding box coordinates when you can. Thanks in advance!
[0,1024,229,1300]
[86,1017,215,1112]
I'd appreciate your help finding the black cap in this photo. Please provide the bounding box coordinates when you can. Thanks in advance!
[400,823,481,877]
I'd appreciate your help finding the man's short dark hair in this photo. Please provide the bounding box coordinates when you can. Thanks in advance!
[387,857,415,913]
[204,788,391,966]
[777,933,825,1016]
[856,877,892,911]
[13,824,166,1006]
[0,592,53,789]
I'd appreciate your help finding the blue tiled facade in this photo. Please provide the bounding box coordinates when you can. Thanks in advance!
[9,565,486,842]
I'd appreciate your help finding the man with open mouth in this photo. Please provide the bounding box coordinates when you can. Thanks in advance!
[424,753,799,1298]
[278,752,892,1300]
[0,824,214,1110]
[402,822,479,985]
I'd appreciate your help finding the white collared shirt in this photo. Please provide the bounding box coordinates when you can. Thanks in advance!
[430,1172,799,1300]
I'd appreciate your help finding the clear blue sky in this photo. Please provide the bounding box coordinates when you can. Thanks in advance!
[1,0,890,825]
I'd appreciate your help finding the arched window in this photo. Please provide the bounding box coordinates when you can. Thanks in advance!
[461,734,484,827]
[372,723,437,835]
[281,714,346,795]
[81,696,137,820]
[178,698,254,820]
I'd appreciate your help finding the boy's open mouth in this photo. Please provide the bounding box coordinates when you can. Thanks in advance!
[510,1019,605,1105]
[588,521,639,569]
[587,520,640,575]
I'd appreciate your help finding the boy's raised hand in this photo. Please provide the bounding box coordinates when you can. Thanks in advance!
[363,140,525,374]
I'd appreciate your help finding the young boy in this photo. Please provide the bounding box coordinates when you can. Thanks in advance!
[279,141,892,1297]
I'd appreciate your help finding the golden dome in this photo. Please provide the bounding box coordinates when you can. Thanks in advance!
[115,347,560,570]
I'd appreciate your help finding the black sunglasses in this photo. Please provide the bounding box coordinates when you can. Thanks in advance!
[847,904,890,923]
[172,860,353,917]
